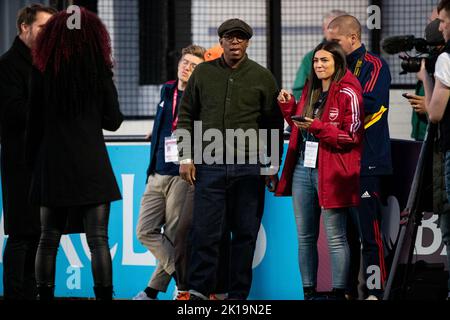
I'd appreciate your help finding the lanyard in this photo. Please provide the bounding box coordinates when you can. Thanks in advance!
[172,87,179,132]
[352,50,366,78]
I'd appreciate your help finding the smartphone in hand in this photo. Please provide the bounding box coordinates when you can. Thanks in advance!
[402,93,410,99]
[291,115,307,122]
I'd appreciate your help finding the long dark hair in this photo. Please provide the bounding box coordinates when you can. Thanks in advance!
[303,41,347,119]
[33,8,113,116]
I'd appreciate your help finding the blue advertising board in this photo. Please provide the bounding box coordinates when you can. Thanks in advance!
[2,140,442,300]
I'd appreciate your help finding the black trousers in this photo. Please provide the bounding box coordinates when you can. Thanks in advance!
[35,203,112,288]
[347,176,386,298]
[3,235,40,300]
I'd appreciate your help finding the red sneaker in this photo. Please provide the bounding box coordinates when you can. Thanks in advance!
[209,293,227,300]
[175,291,190,300]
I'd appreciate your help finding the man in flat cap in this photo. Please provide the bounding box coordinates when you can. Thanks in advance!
[177,18,284,300]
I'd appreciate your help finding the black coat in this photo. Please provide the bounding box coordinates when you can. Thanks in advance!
[26,66,123,209]
[0,37,40,236]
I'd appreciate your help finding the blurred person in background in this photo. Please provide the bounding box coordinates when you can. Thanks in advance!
[292,9,348,101]
[286,10,347,136]
[0,3,56,300]
[133,45,205,301]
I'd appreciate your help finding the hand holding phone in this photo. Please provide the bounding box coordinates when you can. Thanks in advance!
[402,93,410,99]
[291,115,306,122]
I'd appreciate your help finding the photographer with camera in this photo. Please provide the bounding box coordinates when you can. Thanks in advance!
[406,12,444,141]
[418,0,450,301]
[382,9,446,141]
[407,10,444,141]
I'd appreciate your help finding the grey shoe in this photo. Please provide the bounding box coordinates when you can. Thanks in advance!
[132,291,157,300]
[189,290,208,300]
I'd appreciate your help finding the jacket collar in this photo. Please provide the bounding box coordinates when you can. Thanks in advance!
[12,36,32,65]
[346,43,366,67]
[219,53,249,71]
[165,79,178,89]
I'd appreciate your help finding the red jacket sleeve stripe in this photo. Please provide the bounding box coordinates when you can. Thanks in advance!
[340,87,361,135]
[364,54,381,93]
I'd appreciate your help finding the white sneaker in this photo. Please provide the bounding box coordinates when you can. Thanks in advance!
[132,291,156,300]
[365,295,379,300]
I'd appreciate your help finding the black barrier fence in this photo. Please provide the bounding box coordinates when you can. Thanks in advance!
[384,126,449,300]
[0,0,440,117]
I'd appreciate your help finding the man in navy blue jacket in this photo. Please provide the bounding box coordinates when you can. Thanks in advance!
[133,45,206,300]
[327,15,392,300]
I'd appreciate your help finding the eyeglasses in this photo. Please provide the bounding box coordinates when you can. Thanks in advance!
[180,58,198,70]
[222,34,247,43]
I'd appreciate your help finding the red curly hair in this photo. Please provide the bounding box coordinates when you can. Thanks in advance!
[33,7,113,74]
[32,7,114,116]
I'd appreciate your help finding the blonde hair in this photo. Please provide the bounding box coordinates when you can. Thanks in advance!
[328,15,362,40]
[181,45,206,60]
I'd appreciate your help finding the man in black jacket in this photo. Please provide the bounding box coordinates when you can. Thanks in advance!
[0,4,55,300]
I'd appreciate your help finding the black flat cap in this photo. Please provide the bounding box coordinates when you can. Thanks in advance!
[217,18,253,39]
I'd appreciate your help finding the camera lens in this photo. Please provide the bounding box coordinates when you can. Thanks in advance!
[401,57,422,73]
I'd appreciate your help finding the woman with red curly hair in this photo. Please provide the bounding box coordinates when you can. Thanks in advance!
[26,8,123,300]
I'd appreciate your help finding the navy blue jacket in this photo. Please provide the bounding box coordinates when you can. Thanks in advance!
[146,80,179,178]
[347,44,393,176]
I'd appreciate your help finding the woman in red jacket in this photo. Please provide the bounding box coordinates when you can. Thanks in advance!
[276,41,364,300]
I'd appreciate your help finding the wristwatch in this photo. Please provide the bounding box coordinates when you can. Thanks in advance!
[179,159,193,165]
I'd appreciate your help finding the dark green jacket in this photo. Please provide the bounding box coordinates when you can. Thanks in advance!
[292,50,313,101]
[411,83,428,141]
[177,55,283,164]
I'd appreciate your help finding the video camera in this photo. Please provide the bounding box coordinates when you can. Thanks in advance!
[381,35,443,74]
[381,19,445,75]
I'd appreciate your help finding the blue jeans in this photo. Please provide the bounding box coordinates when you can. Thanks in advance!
[292,158,350,289]
[188,164,265,299]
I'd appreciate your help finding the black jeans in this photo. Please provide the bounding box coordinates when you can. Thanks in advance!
[3,235,40,300]
[188,164,265,299]
[35,203,112,288]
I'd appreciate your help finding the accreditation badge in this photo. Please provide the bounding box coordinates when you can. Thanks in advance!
[303,141,319,168]
[164,134,179,163]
